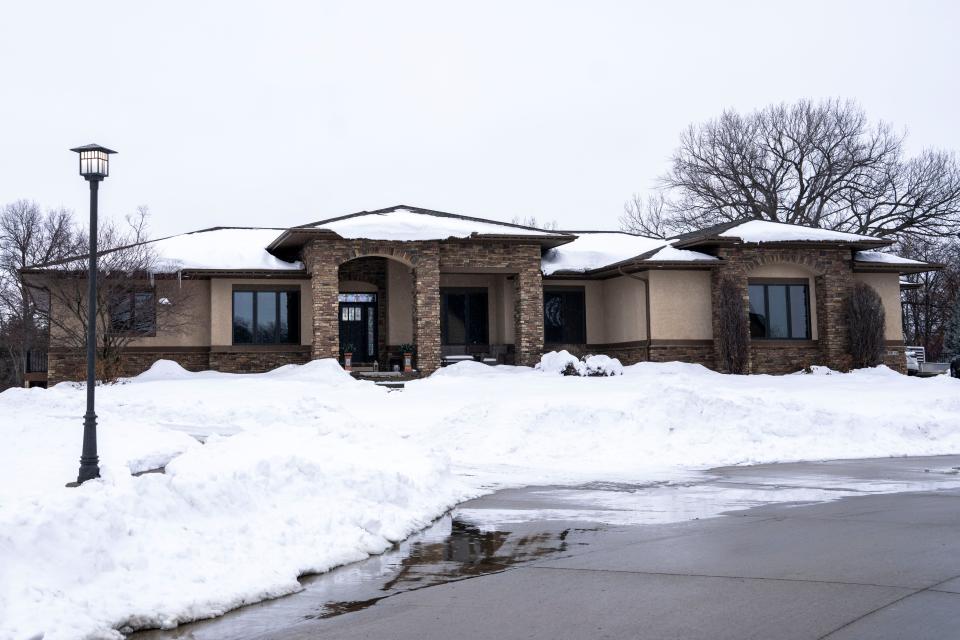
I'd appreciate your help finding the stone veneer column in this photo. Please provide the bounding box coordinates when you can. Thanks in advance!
[305,243,342,360]
[708,248,746,373]
[514,265,544,366]
[816,270,854,371]
[413,244,441,374]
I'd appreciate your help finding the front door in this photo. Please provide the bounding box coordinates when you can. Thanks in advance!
[339,293,378,364]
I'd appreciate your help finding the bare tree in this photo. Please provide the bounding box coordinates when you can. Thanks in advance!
[899,236,960,360]
[847,282,886,369]
[623,99,960,239]
[511,215,559,231]
[0,200,80,387]
[716,277,748,373]
[38,207,199,381]
[619,193,670,238]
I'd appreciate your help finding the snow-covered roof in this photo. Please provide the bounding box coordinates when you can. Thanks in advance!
[854,251,926,266]
[25,227,305,273]
[714,220,880,244]
[541,232,718,275]
[150,228,304,271]
[671,219,890,249]
[305,207,567,241]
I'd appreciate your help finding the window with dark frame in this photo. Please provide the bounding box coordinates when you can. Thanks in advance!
[232,289,301,345]
[440,288,489,345]
[748,282,810,340]
[109,290,156,335]
[544,288,586,344]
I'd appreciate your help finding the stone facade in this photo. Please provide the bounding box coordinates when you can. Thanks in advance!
[749,342,822,375]
[710,246,858,374]
[302,238,545,375]
[208,348,312,373]
[648,342,716,369]
[47,347,311,385]
[43,236,911,383]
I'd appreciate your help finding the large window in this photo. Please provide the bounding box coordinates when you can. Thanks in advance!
[233,289,300,344]
[544,288,586,344]
[109,290,155,335]
[441,288,488,345]
[749,282,810,339]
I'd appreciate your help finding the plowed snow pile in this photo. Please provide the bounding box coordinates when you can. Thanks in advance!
[2,358,958,638]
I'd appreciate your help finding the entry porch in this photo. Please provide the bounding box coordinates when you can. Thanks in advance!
[301,238,546,374]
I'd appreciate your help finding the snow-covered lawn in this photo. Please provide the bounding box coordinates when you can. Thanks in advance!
[2,358,959,638]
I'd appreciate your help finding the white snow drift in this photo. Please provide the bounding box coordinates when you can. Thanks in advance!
[2,358,959,638]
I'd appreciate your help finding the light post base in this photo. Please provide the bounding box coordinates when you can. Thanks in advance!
[69,410,101,487]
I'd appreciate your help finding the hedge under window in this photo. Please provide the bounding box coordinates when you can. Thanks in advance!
[748,283,810,339]
[233,289,300,344]
[544,288,586,344]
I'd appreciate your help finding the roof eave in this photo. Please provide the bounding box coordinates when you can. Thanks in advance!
[673,237,893,251]
[544,259,719,279]
[853,261,943,275]
[267,229,576,252]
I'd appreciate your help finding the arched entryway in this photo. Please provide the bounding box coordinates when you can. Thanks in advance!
[337,255,414,370]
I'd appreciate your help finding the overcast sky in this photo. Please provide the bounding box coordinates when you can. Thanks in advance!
[1,0,957,238]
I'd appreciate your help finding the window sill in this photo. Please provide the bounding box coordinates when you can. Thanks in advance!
[750,339,818,347]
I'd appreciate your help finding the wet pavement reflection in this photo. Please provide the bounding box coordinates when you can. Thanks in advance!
[133,513,595,640]
[132,455,960,639]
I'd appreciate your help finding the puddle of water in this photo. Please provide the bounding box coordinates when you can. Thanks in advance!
[133,512,590,640]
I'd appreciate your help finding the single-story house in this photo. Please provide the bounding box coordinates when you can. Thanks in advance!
[23,205,939,385]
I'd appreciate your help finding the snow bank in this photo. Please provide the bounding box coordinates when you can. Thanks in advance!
[0,361,468,639]
[4,358,960,637]
[1,426,467,639]
[402,360,960,486]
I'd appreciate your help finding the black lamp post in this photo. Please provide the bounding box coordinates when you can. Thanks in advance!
[68,143,116,486]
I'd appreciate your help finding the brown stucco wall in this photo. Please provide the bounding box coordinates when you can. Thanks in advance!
[602,275,647,343]
[387,260,414,344]
[647,270,713,340]
[853,272,904,340]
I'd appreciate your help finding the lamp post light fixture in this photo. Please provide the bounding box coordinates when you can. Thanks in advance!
[68,143,117,486]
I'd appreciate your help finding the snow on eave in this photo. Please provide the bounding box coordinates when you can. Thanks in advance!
[26,227,304,273]
[853,250,943,274]
[672,220,892,249]
[541,232,718,276]
[853,250,925,265]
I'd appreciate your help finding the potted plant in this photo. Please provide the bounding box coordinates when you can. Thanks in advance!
[399,343,415,372]
[342,343,355,371]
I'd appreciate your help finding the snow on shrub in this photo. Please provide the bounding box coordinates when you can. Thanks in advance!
[582,354,624,376]
[535,350,623,376]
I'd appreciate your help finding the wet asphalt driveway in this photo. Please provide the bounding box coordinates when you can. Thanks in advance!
[136,455,960,640]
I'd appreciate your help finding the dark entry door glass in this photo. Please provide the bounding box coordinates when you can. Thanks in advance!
[338,293,377,362]
[441,288,489,345]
